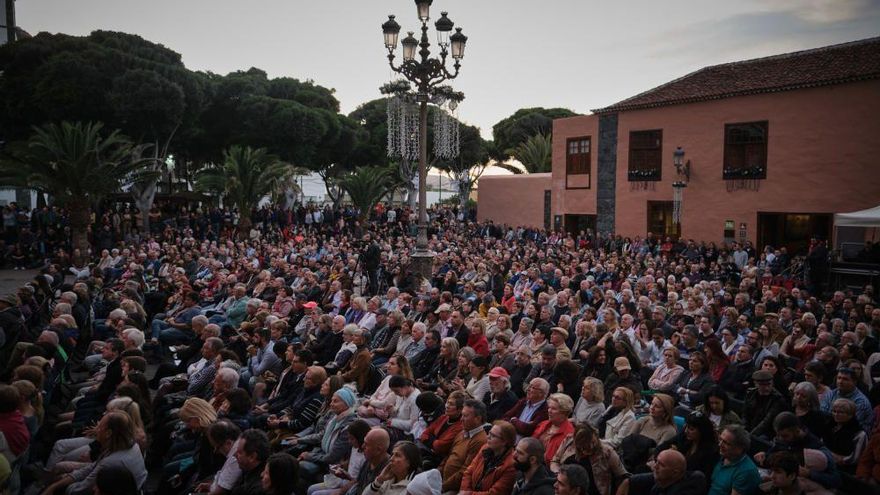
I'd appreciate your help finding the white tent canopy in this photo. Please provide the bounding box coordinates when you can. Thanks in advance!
[835,205,880,228]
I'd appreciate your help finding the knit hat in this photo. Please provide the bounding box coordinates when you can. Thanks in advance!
[407,469,441,495]
[335,387,357,408]
[0,294,19,306]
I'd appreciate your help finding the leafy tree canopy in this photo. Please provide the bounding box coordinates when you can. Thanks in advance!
[491,107,578,161]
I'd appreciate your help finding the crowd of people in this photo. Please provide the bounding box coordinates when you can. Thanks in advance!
[0,200,879,495]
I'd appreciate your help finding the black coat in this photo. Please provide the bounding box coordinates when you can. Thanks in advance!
[511,464,555,495]
[266,370,305,415]
[483,390,519,422]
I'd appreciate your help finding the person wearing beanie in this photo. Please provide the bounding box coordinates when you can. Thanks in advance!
[296,387,357,482]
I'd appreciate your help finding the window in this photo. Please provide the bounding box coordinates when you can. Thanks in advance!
[565,136,590,189]
[724,121,768,179]
[628,130,662,181]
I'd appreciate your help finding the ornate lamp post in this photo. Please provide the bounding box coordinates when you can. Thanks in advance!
[382,0,468,279]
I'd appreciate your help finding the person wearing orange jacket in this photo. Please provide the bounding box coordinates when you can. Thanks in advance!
[460,420,518,495]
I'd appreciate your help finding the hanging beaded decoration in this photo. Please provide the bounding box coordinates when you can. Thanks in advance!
[672,181,686,224]
[433,101,460,160]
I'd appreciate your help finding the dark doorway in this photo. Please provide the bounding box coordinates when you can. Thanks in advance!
[647,201,680,239]
[564,214,596,236]
[757,212,832,255]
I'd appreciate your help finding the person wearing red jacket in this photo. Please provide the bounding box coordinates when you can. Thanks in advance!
[468,319,491,357]
[460,420,518,495]
[531,393,576,464]
[502,377,550,437]
[418,390,466,465]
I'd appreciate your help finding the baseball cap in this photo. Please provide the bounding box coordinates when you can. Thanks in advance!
[614,357,631,371]
[488,367,510,379]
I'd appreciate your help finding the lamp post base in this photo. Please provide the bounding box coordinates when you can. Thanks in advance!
[410,249,434,284]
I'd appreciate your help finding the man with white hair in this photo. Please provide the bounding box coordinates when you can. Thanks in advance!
[210,366,240,410]
[483,367,518,422]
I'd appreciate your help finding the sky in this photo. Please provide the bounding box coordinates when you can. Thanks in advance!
[15,0,880,153]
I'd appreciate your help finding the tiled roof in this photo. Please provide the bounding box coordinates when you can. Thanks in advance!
[593,37,880,114]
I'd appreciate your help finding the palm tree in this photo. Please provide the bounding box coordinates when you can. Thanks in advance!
[496,133,553,174]
[336,166,396,221]
[195,145,291,233]
[0,121,150,264]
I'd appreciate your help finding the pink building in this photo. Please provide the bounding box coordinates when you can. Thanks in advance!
[478,37,880,254]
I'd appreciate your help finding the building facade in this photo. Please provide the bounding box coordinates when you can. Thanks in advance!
[478,37,880,254]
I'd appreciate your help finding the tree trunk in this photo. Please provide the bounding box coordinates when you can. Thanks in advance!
[456,175,470,210]
[68,200,92,266]
[132,179,157,233]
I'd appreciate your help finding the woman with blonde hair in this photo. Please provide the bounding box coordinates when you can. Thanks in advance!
[574,377,606,428]
[628,393,677,446]
[12,379,42,433]
[42,411,147,495]
[600,387,636,449]
[46,396,147,475]
[179,397,218,431]
[416,338,459,392]
[531,393,576,464]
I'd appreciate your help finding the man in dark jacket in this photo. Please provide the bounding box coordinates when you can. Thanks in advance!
[719,345,755,400]
[511,437,555,495]
[411,330,441,380]
[231,429,270,495]
[743,370,789,439]
[483,367,519,422]
[619,449,706,495]
[0,294,24,362]
[504,378,550,437]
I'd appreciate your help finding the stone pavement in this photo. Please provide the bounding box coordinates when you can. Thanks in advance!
[0,268,39,294]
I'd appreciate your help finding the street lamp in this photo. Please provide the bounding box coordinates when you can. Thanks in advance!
[673,146,690,182]
[381,1,467,280]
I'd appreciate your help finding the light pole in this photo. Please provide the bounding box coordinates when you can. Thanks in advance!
[382,0,467,279]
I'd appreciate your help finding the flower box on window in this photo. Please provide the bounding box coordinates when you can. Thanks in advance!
[628,169,661,181]
[723,166,765,180]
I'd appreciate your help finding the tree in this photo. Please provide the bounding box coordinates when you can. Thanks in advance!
[495,133,553,174]
[194,145,291,233]
[0,30,207,229]
[336,166,398,221]
[491,107,578,162]
[436,124,491,209]
[0,121,152,263]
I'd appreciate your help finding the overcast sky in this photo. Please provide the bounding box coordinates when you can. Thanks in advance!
[16,0,880,142]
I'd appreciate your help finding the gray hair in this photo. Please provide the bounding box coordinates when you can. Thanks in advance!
[121,328,145,348]
[108,308,127,321]
[246,298,262,308]
[721,424,750,452]
[61,291,78,305]
[203,324,221,338]
[192,314,209,328]
[216,367,239,387]
[792,382,820,411]
[343,323,359,336]
[529,377,550,397]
